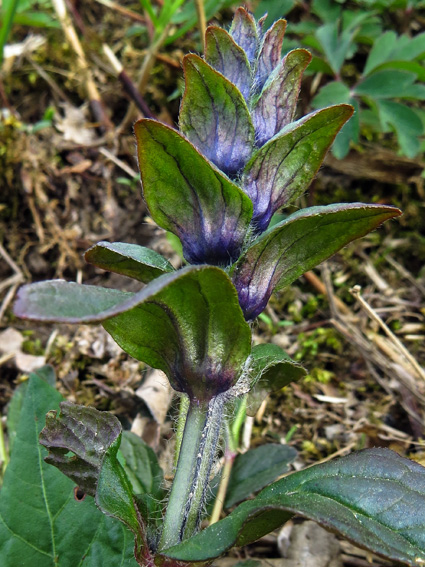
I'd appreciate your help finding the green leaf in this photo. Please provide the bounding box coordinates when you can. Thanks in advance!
[392,31,425,61]
[134,119,253,265]
[119,431,164,498]
[7,366,55,454]
[225,444,297,508]
[252,49,312,147]
[40,402,147,556]
[247,344,306,415]
[179,54,255,175]
[315,21,355,75]
[363,31,398,76]
[231,204,401,320]
[84,241,174,283]
[332,97,359,159]
[96,437,143,537]
[242,105,354,231]
[162,448,425,566]
[312,81,351,108]
[354,69,417,98]
[378,100,424,158]
[15,267,252,402]
[204,26,252,101]
[370,60,425,83]
[0,373,138,567]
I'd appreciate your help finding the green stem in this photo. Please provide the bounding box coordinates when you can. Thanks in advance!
[174,394,189,469]
[159,395,224,550]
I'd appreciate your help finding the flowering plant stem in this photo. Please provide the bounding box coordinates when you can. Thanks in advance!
[159,394,225,550]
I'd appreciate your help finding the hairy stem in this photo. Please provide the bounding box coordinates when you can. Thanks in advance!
[159,394,224,550]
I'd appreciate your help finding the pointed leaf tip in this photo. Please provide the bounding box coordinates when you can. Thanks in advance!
[244,104,354,231]
[256,19,287,89]
[205,26,252,101]
[230,7,259,63]
[232,203,401,320]
[180,54,255,175]
[253,48,313,147]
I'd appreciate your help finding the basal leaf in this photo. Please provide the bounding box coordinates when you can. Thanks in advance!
[162,449,425,567]
[247,344,306,415]
[39,401,122,497]
[243,105,353,232]
[205,26,252,101]
[85,241,174,283]
[179,54,255,175]
[229,7,259,63]
[0,372,138,567]
[231,204,401,320]
[225,444,297,508]
[252,48,312,148]
[135,119,253,265]
[40,402,147,556]
[255,19,287,90]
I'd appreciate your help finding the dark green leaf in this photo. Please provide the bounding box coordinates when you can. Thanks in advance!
[96,437,143,537]
[162,448,425,566]
[247,344,306,415]
[84,241,174,283]
[354,70,417,98]
[205,26,252,101]
[231,204,401,320]
[0,373,138,567]
[179,54,255,175]
[119,431,164,498]
[252,49,312,147]
[225,444,297,507]
[15,267,252,401]
[243,105,353,231]
[7,366,55,454]
[135,119,253,265]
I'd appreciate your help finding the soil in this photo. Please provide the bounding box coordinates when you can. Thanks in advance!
[0,3,424,566]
